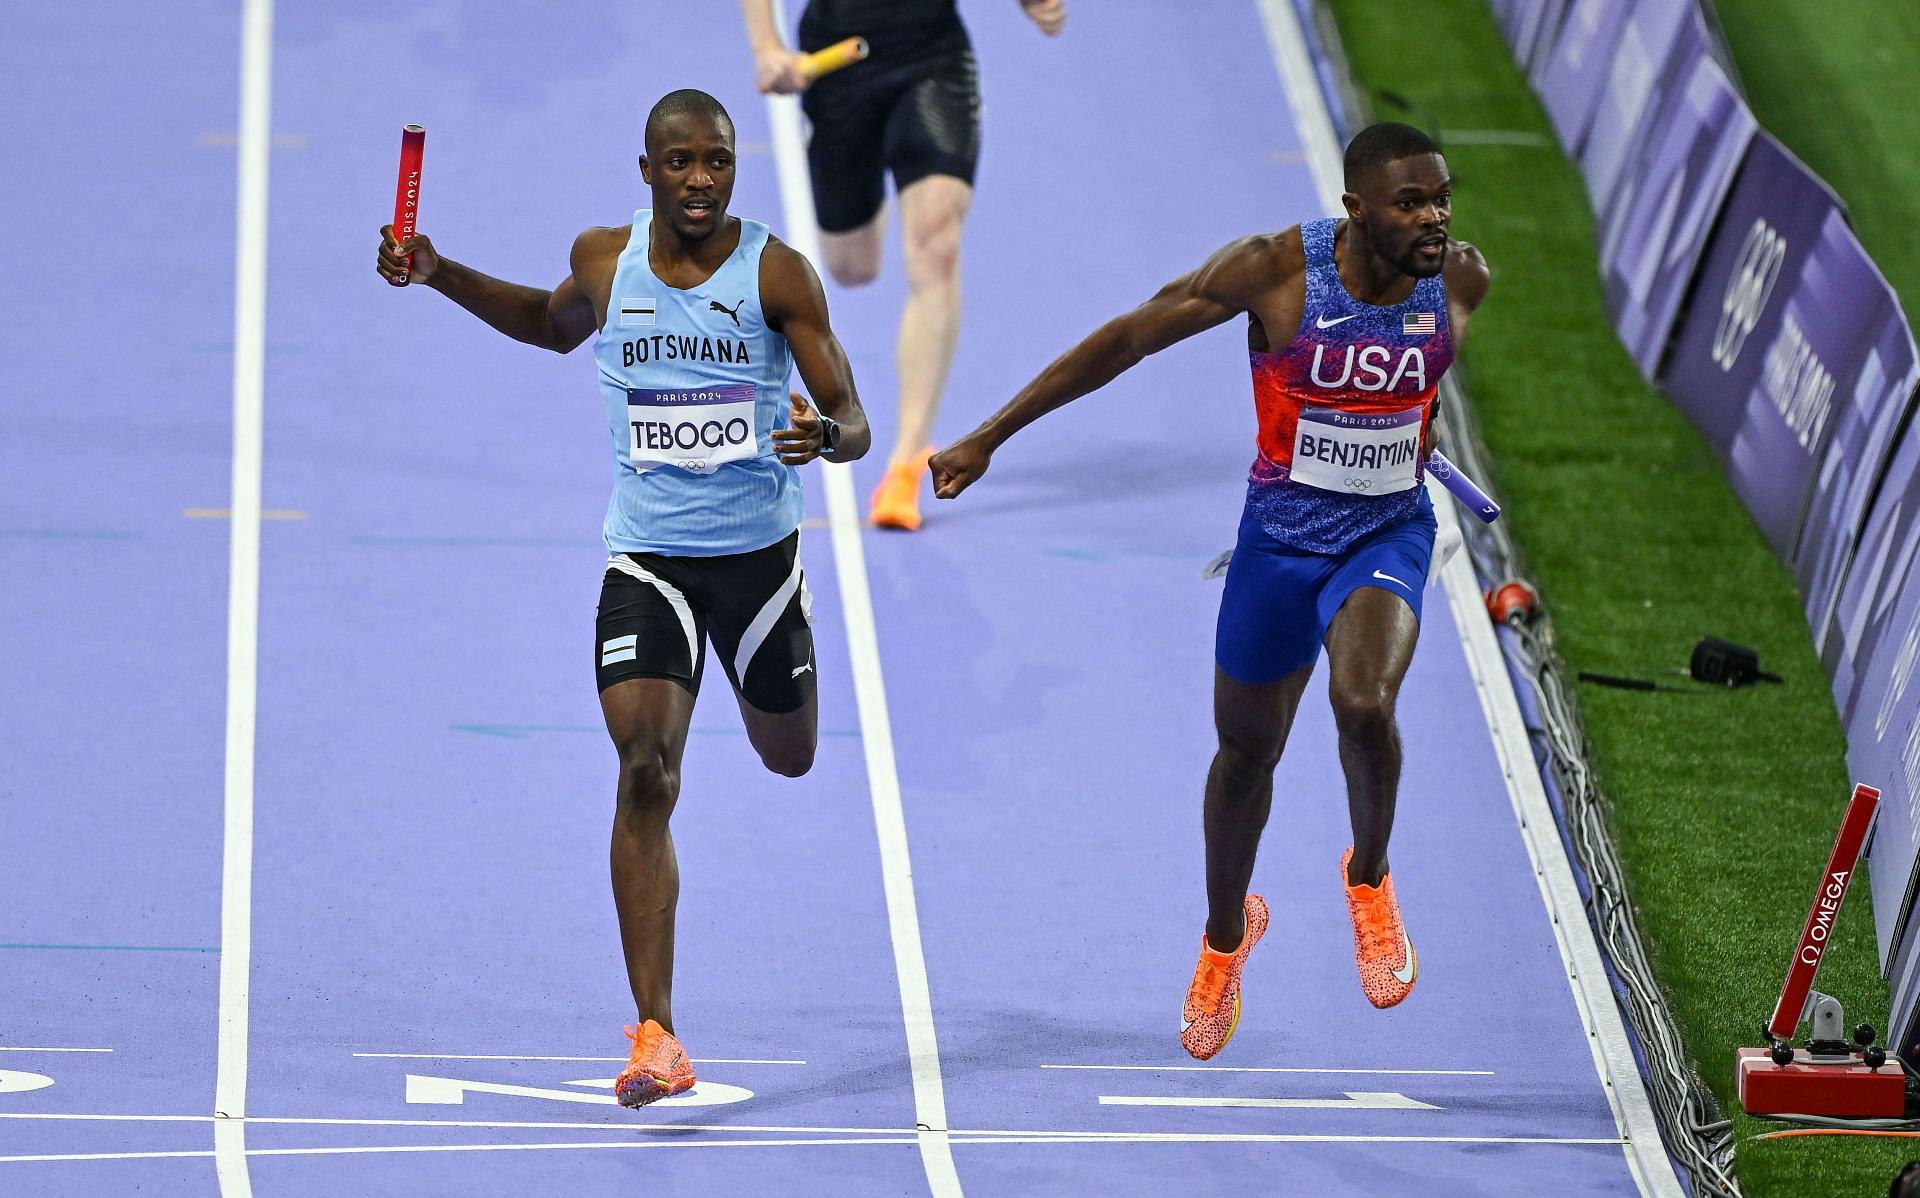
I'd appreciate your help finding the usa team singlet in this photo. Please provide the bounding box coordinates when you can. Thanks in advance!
[594,212,804,556]
[1214,218,1457,682]
[1244,217,1455,553]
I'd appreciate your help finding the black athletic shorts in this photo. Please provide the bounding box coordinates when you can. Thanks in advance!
[595,530,816,713]
[800,44,981,232]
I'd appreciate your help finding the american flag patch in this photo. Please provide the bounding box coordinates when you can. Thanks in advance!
[1403,312,1437,336]
[619,297,657,327]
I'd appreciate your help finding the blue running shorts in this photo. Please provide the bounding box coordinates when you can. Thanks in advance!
[1215,497,1438,684]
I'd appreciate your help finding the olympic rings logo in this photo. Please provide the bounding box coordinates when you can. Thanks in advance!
[1344,477,1375,491]
[1712,218,1785,372]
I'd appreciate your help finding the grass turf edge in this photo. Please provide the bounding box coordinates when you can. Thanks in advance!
[1314,2,1910,1194]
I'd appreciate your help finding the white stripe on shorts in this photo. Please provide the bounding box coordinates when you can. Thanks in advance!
[732,554,807,685]
[605,556,698,672]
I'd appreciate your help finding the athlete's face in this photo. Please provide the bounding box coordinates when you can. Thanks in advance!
[640,114,737,241]
[1345,153,1452,278]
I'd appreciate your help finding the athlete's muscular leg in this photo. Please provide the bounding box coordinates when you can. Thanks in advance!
[1323,586,1421,888]
[893,175,971,468]
[1204,664,1313,952]
[601,677,697,1032]
[734,690,818,778]
[821,205,886,288]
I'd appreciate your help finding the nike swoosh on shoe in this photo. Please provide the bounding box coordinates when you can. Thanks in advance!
[1391,928,1417,984]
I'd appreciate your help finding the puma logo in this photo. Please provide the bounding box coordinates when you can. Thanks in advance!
[791,660,813,678]
[709,299,745,327]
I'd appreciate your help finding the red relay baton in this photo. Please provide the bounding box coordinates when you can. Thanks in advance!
[390,124,426,286]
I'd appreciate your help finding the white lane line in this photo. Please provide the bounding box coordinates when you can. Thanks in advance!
[350,1053,805,1065]
[0,1138,918,1165]
[0,1047,113,1054]
[0,1131,1630,1165]
[1043,1064,1493,1076]
[1253,4,1681,1196]
[952,1133,1626,1145]
[216,1,274,1196]
[1099,1092,1441,1111]
[0,1112,915,1134]
[761,4,960,1195]
[2,1151,217,1164]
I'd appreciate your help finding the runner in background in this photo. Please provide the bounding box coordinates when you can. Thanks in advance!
[740,0,1066,529]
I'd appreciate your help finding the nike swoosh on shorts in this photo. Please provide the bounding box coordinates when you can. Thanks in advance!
[1372,569,1411,591]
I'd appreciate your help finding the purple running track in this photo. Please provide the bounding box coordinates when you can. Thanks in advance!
[0,2,1652,1195]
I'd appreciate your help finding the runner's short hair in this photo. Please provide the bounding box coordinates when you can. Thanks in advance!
[646,89,734,145]
[1343,122,1441,189]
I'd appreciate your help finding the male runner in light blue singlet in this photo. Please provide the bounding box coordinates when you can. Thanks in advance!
[376,89,871,1107]
[931,123,1490,1059]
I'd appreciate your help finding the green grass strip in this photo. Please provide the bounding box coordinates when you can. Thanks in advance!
[1708,0,1920,327]
[1318,2,1908,1193]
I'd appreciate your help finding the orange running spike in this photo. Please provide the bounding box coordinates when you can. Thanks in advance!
[615,1019,696,1108]
[869,449,934,530]
[1180,893,1269,1060]
[1341,847,1418,1009]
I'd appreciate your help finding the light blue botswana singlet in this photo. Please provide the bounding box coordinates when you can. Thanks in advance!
[594,211,803,556]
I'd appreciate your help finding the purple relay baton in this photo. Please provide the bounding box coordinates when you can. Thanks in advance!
[1427,449,1501,523]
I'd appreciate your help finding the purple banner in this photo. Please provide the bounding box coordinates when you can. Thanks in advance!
[1495,0,1574,73]
[1835,478,1920,963]
[1533,0,1633,155]
[1822,384,1920,1055]
[1600,53,1753,380]
[1824,415,1920,737]
[1581,0,1704,226]
[1726,210,1910,560]
[1660,133,1856,554]
[1797,313,1920,639]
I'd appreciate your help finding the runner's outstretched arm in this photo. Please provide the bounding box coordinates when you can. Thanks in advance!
[761,237,872,465]
[376,225,599,354]
[931,237,1270,499]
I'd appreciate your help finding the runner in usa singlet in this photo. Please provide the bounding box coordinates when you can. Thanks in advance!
[1245,216,1455,554]
[928,121,1492,1038]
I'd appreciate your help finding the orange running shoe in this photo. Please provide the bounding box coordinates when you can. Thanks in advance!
[1179,893,1270,1060]
[615,1019,696,1108]
[869,449,933,531]
[1341,847,1418,1009]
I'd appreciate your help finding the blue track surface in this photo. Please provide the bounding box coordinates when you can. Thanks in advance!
[2,3,1653,1194]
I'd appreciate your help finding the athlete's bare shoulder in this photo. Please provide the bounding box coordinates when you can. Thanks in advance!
[570,225,629,272]
[1193,230,1304,308]
[759,233,808,276]
[758,234,828,329]
[568,225,629,324]
[1444,239,1491,311]
[1210,229,1310,353]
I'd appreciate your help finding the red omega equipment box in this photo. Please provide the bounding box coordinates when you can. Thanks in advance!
[1736,783,1906,1119]
[1736,1048,1904,1118]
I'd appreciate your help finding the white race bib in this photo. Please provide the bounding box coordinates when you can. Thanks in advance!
[1288,403,1424,495]
[626,384,758,475]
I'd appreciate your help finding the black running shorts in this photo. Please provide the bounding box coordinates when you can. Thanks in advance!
[594,530,816,714]
[800,44,981,232]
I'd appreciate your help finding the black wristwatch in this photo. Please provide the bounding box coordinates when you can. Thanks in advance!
[816,412,842,454]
